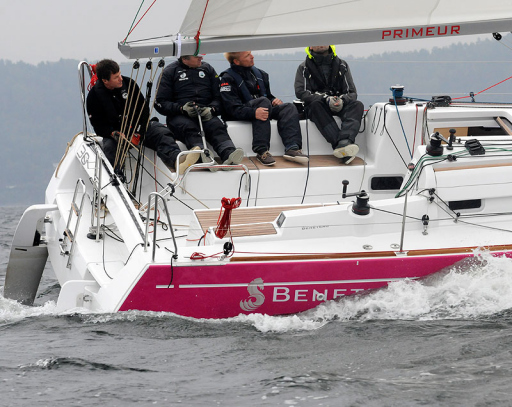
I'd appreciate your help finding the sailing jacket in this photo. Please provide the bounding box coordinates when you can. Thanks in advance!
[86,76,149,139]
[155,60,222,118]
[219,64,277,121]
[294,46,358,107]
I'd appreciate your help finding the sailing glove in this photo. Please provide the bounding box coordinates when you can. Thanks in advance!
[199,107,213,121]
[327,96,343,112]
[182,101,199,118]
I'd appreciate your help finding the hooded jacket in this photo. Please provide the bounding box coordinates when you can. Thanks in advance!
[294,45,358,107]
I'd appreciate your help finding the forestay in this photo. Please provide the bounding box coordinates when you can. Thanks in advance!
[119,0,512,58]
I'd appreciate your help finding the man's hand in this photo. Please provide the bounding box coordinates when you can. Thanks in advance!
[271,98,283,106]
[255,107,269,121]
[182,101,198,118]
[199,106,213,121]
[326,96,343,112]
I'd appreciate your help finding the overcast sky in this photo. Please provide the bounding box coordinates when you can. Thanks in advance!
[0,0,491,65]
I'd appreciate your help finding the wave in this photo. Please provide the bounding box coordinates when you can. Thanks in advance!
[2,250,512,333]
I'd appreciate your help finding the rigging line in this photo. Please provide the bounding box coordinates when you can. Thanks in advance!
[301,108,311,204]
[115,65,137,168]
[382,103,409,168]
[393,94,412,158]
[193,0,210,55]
[119,67,147,168]
[425,193,512,234]
[451,74,512,100]
[101,228,114,280]
[122,0,158,44]
[122,0,145,45]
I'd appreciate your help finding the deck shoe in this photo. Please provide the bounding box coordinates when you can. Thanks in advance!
[200,150,218,172]
[283,149,309,164]
[222,147,244,171]
[333,140,359,160]
[256,151,276,166]
[178,146,201,175]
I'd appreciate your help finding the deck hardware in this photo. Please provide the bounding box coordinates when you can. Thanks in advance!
[447,128,456,150]
[223,241,233,256]
[390,243,400,249]
[465,139,485,155]
[426,132,444,156]
[342,180,371,215]
[363,245,373,250]
[422,215,430,235]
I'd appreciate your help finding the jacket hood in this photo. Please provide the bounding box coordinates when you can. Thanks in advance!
[305,45,337,59]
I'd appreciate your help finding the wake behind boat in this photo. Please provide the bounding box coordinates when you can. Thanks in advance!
[4,0,512,318]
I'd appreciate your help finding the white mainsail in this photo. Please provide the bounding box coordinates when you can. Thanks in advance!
[119,0,512,58]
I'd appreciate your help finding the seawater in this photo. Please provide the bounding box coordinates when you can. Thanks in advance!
[2,206,512,406]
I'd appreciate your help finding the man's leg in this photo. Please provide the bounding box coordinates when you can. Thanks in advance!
[166,116,202,172]
[305,99,342,149]
[246,97,272,154]
[202,117,238,162]
[101,137,118,167]
[143,121,182,169]
[270,102,303,151]
[338,100,364,143]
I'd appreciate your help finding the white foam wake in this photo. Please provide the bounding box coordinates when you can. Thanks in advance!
[234,250,512,332]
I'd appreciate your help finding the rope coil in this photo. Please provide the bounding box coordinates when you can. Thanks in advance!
[215,197,242,239]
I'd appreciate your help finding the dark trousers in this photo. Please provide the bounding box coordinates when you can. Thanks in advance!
[305,99,364,149]
[166,115,235,162]
[102,121,181,169]
[246,97,302,154]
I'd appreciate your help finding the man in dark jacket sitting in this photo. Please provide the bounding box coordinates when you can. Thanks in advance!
[86,59,194,174]
[220,51,307,166]
[155,55,243,171]
[295,45,364,164]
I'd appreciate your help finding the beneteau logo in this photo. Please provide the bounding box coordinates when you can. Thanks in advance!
[240,278,265,312]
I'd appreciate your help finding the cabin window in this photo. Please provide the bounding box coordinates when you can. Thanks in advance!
[370,176,403,190]
[448,199,481,211]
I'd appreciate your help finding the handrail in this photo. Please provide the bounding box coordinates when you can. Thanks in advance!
[78,61,92,141]
[144,192,178,262]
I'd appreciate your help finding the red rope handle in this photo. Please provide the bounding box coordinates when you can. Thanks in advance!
[215,197,241,239]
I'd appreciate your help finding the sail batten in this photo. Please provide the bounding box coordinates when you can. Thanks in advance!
[118,0,512,59]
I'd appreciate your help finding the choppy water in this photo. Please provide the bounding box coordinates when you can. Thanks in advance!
[2,206,512,406]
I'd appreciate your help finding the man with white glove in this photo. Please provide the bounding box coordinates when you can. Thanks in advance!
[295,45,364,164]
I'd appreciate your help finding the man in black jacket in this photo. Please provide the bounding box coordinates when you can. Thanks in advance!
[220,51,307,166]
[155,55,243,171]
[86,59,194,174]
[295,45,364,164]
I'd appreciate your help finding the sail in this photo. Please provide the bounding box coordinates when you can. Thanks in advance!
[119,0,512,59]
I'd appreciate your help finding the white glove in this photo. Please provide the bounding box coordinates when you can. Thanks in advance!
[327,96,343,112]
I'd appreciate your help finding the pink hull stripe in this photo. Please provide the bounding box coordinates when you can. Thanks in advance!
[118,251,511,319]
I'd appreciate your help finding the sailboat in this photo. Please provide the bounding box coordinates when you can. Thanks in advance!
[5,0,512,318]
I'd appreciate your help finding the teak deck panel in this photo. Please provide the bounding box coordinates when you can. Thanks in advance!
[195,204,323,238]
